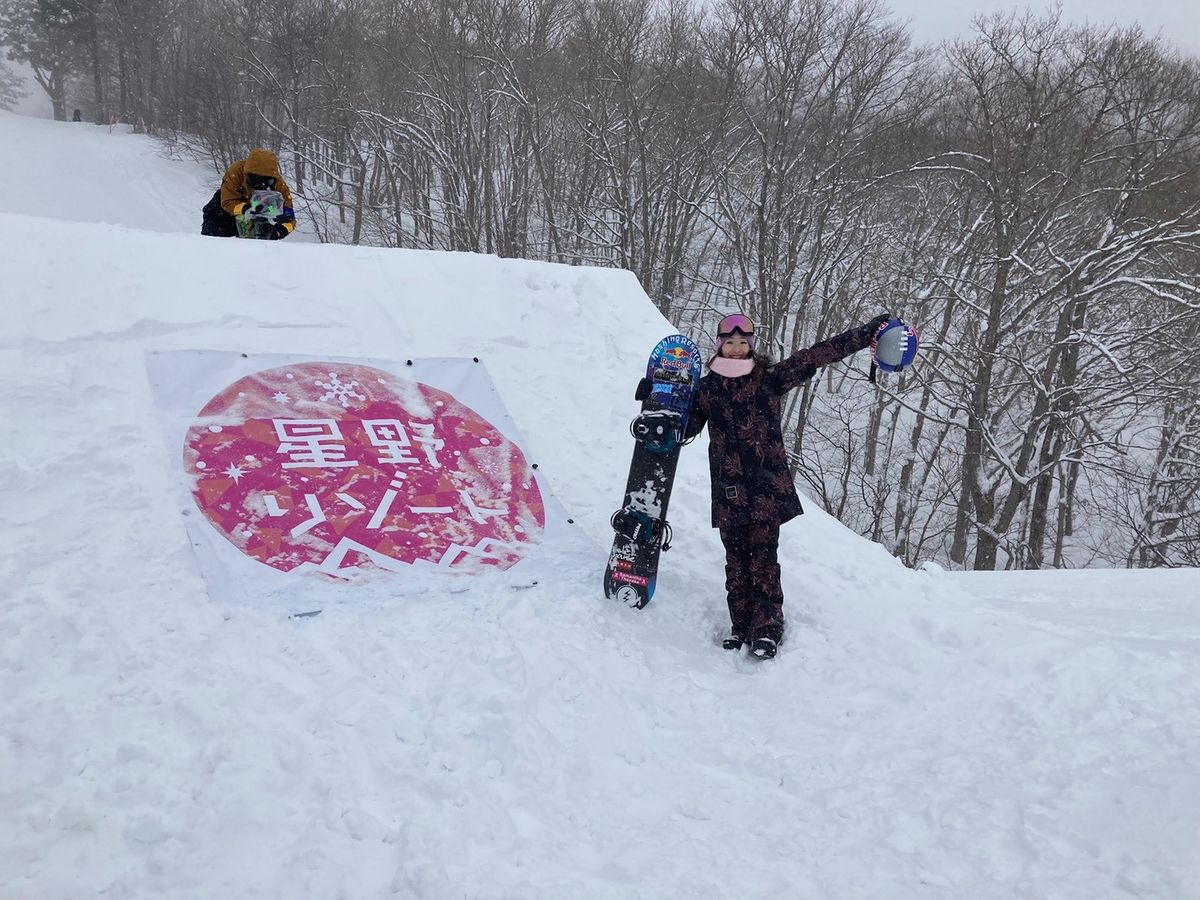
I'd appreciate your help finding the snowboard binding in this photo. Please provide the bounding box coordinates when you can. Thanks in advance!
[610,508,673,551]
[630,410,683,455]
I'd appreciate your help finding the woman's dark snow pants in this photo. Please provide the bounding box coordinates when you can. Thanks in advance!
[718,522,784,643]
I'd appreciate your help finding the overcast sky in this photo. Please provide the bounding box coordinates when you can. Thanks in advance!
[884,0,1200,55]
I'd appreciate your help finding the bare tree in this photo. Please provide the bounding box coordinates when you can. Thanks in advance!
[8,0,1198,568]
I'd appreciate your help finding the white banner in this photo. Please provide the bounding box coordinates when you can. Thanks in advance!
[145,351,591,612]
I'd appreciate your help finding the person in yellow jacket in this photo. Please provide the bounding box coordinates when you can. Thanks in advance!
[200,147,297,239]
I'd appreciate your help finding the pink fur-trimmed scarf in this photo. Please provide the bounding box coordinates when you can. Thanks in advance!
[709,357,755,378]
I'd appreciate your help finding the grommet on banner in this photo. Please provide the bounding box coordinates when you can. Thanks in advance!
[406,360,413,366]
[473,357,480,363]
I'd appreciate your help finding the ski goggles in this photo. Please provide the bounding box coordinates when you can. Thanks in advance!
[716,314,754,337]
[247,173,277,190]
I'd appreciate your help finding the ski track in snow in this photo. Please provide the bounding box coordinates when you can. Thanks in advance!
[2,110,1200,899]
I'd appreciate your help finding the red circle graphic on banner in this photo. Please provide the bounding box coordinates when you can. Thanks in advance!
[184,363,545,573]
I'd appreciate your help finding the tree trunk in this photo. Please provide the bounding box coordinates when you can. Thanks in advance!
[88,11,105,123]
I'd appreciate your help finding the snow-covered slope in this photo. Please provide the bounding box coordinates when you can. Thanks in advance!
[0,111,213,232]
[3,111,1199,899]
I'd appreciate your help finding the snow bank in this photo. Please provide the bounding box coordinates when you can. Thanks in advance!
[3,110,1199,899]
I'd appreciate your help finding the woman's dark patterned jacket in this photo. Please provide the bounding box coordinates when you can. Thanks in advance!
[683,322,877,529]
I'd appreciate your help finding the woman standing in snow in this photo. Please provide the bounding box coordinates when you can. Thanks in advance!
[683,312,890,659]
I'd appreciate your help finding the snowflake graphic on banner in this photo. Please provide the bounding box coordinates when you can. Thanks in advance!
[184,362,545,573]
[315,372,366,408]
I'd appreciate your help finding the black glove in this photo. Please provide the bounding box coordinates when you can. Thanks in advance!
[864,313,891,336]
[269,223,290,240]
[864,313,892,383]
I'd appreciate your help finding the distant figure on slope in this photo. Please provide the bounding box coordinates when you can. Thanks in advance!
[200,147,296,239]
[683,311,890,659]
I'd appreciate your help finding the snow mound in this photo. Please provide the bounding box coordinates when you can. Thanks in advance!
[3,110,1199,899]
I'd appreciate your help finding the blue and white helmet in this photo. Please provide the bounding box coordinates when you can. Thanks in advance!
[871,318,919,373]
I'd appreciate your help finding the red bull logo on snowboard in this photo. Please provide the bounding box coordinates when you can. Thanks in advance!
[661,346,693,369]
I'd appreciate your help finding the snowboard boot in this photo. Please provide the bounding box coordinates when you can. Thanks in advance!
[750,637,777,659]
[722,632,746,651]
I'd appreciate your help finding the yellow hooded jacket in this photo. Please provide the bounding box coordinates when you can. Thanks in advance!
[219,147,296,235]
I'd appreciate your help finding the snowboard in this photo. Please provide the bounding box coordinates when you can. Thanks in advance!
[236,188,287,239]
[604,334,703,608]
